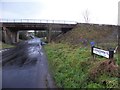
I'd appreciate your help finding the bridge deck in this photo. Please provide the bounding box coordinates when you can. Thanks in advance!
[1,19,77,30]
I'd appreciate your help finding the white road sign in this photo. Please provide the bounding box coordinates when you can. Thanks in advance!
[93,48,109,58]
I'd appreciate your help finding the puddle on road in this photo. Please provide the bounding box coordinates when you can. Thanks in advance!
[27,38,41,44]
[2,38,43,68]
[27,46,40,58]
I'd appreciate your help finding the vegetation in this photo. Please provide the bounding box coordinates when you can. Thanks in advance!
[55,23,118,49]
[0,42,14,49]
[44,23,119,88]
[44,43,119,88]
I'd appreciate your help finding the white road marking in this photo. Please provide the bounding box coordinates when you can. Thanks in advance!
[0,49,9,53]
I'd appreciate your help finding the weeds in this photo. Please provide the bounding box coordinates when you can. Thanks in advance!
[44,43,119,88]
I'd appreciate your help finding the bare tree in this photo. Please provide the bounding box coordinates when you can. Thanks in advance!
[83,9,90,23]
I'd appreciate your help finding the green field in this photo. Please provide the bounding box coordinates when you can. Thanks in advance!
[44,43,119,88]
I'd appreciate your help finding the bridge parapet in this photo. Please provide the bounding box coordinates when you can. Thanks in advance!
[0,19,77,24]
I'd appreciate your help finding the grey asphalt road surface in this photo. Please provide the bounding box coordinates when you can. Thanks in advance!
[1,38,56,88]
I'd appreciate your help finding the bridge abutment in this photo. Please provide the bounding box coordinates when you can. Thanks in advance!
[2,27,19,44]
[2,27,12,44]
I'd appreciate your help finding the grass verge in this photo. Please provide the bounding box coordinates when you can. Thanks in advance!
[0,42,14,49]
[44,43,119,88]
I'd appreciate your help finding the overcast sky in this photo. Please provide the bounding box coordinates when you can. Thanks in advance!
[0,0,120,25]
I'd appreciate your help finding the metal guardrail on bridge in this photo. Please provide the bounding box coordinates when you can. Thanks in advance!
[0,19,77,24]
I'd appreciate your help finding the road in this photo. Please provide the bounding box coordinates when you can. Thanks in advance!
[1,38,56,88]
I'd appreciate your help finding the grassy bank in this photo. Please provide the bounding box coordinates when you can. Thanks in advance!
[0,42,14,49]
[55,24,117,46]
[44,43,119,88]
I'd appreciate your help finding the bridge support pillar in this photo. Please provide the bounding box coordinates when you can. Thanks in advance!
[3,30,9,44]
[11,32,16,44]
[2,27,19,44]
[47,25,52,43]
[16,31,19,42]
[11,31,19,44]
[2,27,12,44]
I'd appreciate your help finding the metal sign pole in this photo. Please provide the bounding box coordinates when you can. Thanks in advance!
[91,46,95,59]
[109,48,114,59]
[90,41,95,59]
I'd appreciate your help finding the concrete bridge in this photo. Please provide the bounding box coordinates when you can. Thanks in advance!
[0,19,77,44]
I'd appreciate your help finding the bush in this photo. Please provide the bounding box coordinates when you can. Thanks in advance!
[86,83,104,88]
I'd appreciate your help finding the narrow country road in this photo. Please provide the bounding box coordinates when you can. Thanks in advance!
[1,38,56,88]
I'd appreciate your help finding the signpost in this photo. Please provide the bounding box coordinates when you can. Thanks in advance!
[91,46,114,59]
[93,48,109,59]
[90,41,114,59]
